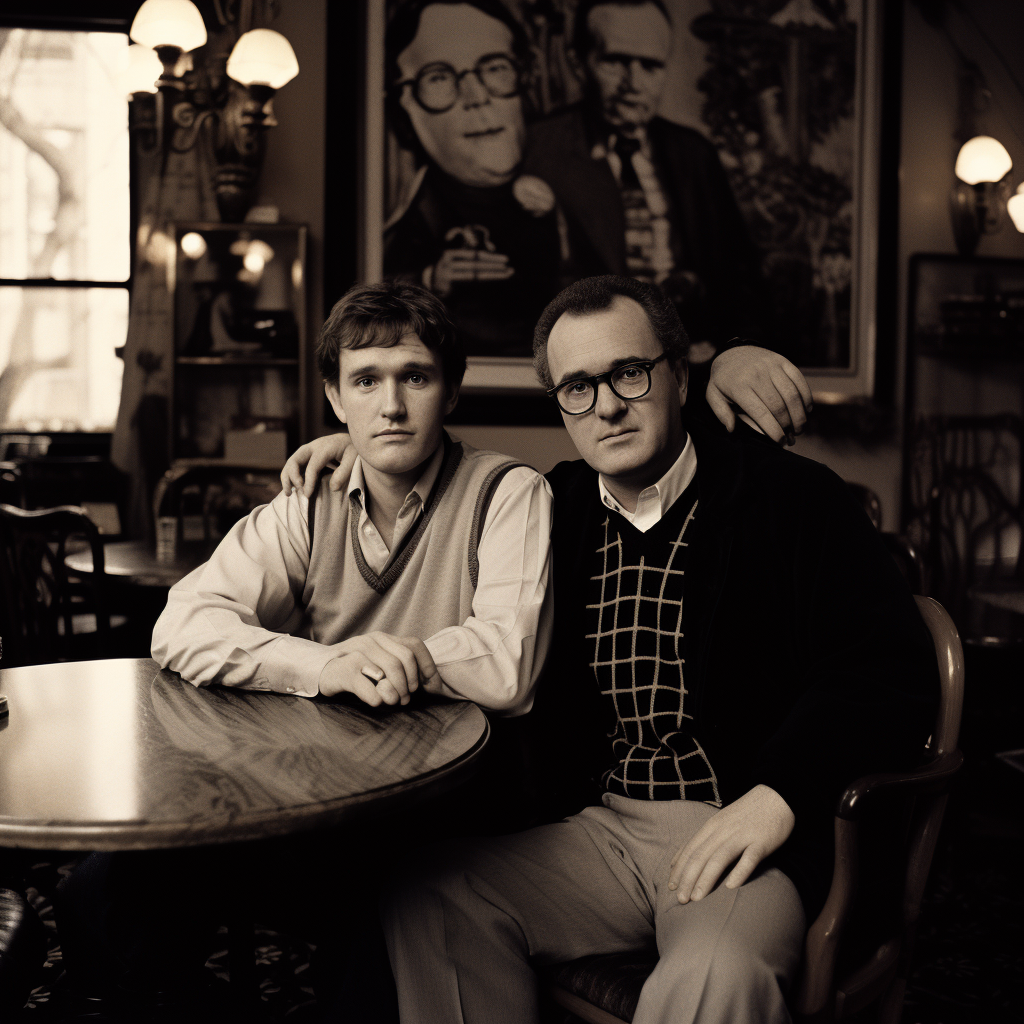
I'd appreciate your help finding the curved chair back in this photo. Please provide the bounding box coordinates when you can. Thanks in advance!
[795,595,965,1023]
[0,504,109,667]
[544,598,965,1024]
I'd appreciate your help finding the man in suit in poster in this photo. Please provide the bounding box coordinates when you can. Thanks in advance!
[522,0,771,349]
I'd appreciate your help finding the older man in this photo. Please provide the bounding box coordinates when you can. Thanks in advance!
[384,0,562,356]
[522,0,769,347]
[378,277,936,1023]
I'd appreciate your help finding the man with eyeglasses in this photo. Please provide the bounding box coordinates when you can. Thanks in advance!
[384,0,562,357]
[522,0,770,349]
[375,276,937,1024]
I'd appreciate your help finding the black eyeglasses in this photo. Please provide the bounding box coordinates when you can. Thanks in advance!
[547,353,669,415]
[396,54,522,114]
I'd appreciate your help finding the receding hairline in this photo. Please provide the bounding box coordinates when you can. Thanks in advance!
[397,3,515,71]
[587,0,672,24]
[545,294,663,379]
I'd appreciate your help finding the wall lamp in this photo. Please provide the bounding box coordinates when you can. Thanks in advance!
[124,0,299,222]
[950,135,1016,255]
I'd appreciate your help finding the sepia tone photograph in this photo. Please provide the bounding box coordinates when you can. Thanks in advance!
[0,2,1021,1023]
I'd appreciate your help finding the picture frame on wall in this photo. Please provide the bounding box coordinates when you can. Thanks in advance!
[355,0,886,400]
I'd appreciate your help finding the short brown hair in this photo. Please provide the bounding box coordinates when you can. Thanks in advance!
[532,275,689,388]
[317,281,467,387]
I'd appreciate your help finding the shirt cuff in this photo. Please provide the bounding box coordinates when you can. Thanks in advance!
[256,634,338,697]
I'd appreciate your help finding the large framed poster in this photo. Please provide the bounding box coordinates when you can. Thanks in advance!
[356,0,884,399]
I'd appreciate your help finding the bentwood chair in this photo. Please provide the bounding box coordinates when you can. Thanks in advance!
[0,504,110,667]
[544,596,965,1024]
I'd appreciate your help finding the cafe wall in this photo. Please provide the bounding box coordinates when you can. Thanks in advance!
[251,0,1024,526]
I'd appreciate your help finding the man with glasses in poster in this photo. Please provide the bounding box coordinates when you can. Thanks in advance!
[383,0,563,357]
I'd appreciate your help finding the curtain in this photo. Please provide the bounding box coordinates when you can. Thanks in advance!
[110,140,219,540]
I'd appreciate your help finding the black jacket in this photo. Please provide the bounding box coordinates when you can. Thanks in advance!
[521,105,770,345]
[526,400,938,917]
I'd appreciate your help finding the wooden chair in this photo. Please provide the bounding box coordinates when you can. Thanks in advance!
[0,504,110,667]
[151,463,280,547]
[904,414,1024,644]
[544,596,965,1024]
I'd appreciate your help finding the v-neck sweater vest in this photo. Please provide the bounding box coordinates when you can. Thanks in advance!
[585,479,721,805]
[297,439,522,647]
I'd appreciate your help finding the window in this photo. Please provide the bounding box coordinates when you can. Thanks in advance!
[0,26,129,432]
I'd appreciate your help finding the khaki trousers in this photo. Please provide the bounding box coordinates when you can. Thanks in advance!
[382,793,805,1024]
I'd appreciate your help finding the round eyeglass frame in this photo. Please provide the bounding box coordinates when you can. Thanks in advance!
[396,55,522,114]
[546,352,670,415]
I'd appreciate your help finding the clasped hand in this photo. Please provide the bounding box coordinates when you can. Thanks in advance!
[319,631,439,707]
[668,784,795,903]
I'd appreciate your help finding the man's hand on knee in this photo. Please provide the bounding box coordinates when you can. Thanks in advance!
[667,785,795,904]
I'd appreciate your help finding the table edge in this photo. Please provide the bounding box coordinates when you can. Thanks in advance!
[0,710,490,851]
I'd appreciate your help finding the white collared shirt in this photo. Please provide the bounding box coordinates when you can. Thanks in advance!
[592,128,675,283]
[347,444,444,575]
[598,435,697,533]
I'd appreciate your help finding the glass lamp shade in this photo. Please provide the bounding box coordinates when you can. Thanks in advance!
[130,0,208,53]
[1008,186,1024,233]
[122,44,162,95]
[954,135,1013,185]
[226,29,299,89]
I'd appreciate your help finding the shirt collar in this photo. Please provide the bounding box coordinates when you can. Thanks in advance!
[598,433,697,525]
[591,126,650,162]
[348,441,445,516]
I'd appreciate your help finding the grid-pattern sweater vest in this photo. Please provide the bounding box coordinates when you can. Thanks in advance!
[585,479,721,805]
[297,439,523,646]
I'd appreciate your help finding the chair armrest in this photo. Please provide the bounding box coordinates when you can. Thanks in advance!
[836,750,963,821]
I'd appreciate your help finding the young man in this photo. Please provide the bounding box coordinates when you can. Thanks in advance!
[153,280,552,713]
[58,281,553,1010]
[365,276,935,1024]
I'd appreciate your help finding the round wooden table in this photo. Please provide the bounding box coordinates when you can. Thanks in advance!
[65,539,210,589]
[0,658,489,851]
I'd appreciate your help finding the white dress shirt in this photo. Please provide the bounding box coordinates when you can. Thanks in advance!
[598,434,697,532]
[592,128,675,283]
[347,443,445,575]
[152,444,553,715]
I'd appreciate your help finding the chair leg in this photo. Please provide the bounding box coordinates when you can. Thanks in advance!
[876,976,907,1024]
[0,888,48,1016]
[226,902,259,1018]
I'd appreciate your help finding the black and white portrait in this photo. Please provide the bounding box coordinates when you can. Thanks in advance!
[365,0,879,391]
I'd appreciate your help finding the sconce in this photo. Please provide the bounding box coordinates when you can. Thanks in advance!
[949,135,1013,255]
[1009,184,1024,234]
[126,0,299,223]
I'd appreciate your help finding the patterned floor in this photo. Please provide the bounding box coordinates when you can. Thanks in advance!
[12,768,1022,1023]
[14,856,319,1022]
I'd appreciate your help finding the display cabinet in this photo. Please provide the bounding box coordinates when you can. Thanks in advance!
[901,253,1024,642]
[170,223,307,469]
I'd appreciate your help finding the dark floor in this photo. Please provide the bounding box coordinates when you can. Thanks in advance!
[11,646,1024,1023]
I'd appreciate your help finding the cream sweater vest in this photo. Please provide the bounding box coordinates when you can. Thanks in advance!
[297,437,522,646]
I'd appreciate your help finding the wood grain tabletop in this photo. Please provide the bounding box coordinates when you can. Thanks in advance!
[0,658,489,851]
